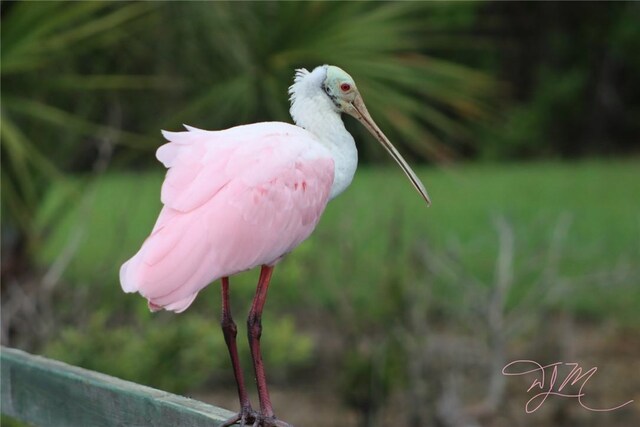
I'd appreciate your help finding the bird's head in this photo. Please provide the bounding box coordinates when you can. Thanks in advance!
[322,65,431,206]
[322,66,359,113]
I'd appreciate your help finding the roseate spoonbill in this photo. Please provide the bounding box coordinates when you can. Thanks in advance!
[120,65,431,427]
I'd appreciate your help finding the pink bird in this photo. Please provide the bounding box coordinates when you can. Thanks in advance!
[120,65,431,427]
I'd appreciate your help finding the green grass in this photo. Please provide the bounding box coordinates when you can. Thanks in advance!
[38,159,640,322]
[321,159,640,322]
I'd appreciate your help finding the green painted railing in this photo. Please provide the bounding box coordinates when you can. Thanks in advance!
[1,346,235,427]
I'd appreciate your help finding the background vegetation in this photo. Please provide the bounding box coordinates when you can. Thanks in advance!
[2,2,639,427]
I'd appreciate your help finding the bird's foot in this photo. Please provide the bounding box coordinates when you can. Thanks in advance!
[221,409,293,427]
[220,407,258,427]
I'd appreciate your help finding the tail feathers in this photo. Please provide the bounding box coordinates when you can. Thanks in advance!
[119,251,201,313]
[148,292,198,313]
[119,259,138,293]
[183,124,204,132]
[119,200,214,313]
[157,126,210,168]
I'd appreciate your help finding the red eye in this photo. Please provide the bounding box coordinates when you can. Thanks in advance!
[340,83,351,92]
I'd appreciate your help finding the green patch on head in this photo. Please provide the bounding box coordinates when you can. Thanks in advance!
[325,65,356,90]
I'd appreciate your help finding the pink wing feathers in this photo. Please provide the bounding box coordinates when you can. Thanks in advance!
[120,123,334,312]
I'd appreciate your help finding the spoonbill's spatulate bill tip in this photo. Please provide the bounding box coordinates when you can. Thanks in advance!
[121,64,431,427]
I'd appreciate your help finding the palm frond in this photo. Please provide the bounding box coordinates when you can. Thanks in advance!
[1,2,153,74]
[5,97,154,148]
[1,1,156,247]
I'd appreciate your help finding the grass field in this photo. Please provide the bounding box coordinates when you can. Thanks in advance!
[38,158,640,322]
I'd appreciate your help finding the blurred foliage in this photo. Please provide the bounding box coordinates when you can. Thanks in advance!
[479,2,640,159]
[45,311,312,393]
[1,1,157,247]
[339,341,405,426]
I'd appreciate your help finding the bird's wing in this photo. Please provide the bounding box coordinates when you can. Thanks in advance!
[155,126,234,213]
[120,123,334,312]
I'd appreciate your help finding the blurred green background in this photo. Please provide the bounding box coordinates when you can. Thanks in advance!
[2,2,639,427]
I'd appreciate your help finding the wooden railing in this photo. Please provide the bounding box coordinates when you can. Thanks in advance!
[1,346,235,427]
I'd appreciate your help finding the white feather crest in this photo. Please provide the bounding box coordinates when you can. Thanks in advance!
[288,65,327,102]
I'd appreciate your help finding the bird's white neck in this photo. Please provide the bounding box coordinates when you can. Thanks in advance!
[289,67,358,200]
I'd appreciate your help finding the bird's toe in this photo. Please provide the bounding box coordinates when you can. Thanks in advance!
[220,414,240,427]
[221,408,258,427]
[222,407,293,427]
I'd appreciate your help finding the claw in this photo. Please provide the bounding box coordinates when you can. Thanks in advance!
[221,408,258,427]
[220,414,241,427]
[234,414,294,427]
[221,408,293,427]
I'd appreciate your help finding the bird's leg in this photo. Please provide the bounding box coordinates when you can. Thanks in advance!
[220,277,255,427]
[248,266,275,417]
[246,266,293,427]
